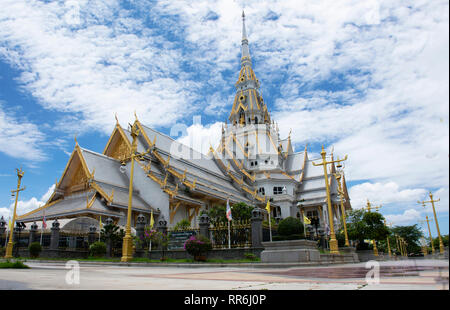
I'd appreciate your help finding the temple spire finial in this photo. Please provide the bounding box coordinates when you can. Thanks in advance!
[241,10,251,65]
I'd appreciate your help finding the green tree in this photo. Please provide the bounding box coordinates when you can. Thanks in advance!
[100,222,125,253]
[432,234,448,250]
[206,202,253,225]
[391,225,424,254]
[363,212,390,240]
[346,209,368,249]
[230,202,253,221]
[277,217,304,237]
[207,205,226,225]
[345,209,389,250]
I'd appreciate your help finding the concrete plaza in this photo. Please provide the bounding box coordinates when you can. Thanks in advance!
[0,259,448,290]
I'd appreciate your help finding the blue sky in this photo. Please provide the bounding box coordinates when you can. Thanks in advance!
[0,0,448,236]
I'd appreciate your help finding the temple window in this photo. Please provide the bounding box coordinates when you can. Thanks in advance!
[273,186,283,195]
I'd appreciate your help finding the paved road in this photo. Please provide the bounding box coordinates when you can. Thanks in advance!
[0,259,448,290]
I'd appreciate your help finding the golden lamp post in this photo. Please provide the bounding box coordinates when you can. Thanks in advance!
[333,164,349,247]
[365,200,381,256]
[4,168,26,259]
[398,237,407,257]
[418,192,444,254]
[402,238,408,257]
[119,121,151,262]
[384,220,392,258]
[312,146,347,254]
[423,215,435,255]
[396,235,402,256]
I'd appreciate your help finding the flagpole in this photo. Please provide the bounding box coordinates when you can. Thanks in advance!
[40,225,43,245]
[268,212,272,242]
[228,220,231,249]
[40,206,44,245]
[303,220,307,238]
[5,216,9,247]
[4,218,9,247]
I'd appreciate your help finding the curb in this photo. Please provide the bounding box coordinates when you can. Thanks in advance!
[1,259,361,269]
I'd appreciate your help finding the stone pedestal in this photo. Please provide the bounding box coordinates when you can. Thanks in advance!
[29,222,38,244]
[261,240,320,263]
[0,216,7,240]
[135,213,146,250]
[199,214,210,239]
[50,219,60,250]
[105,217,113,258]
[157,216,168,235]
[88,225,97,245]
[251,208,263,248]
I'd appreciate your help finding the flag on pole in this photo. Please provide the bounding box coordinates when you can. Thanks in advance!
[266,199,272,242]
[303,215,311,225]
[265,199,271,214]
[150,211,154,228]
[8,219,12,231]
[226,199,232,249]
[42,209,47,229]
[226,199,232,221]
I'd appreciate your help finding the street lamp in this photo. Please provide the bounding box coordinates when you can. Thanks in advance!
[418,192,444,254]
[312,146,347,254]
[4,168,26,259]
[365,200,381,256]
[333,162,350,247]
[384,220,392,258]
[119,121,151,262]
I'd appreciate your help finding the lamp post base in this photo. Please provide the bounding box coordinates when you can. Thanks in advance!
[329,238,339,254]
[121,235,133,262]
[373,240,379,256]
[4,243,13,259]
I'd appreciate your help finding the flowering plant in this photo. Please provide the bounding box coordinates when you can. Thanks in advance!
[184,235,212,258]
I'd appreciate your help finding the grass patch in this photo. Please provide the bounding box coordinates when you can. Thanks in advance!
[11,256,261,264]
[0,260,30,269]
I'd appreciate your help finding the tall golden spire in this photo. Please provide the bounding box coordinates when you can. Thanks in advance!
[228,11,271,126]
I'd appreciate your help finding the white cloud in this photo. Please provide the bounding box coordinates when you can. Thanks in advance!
[349,181,427,209]
[0,0,202,135]
[0,103,47,161]
[0,184,55,220]
[0,0,447,230]
[176,121,223,155]
[384,209,422,226]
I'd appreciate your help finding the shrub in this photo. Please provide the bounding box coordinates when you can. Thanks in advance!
[244,253,258,261]
[89,241,106,257]
[0,246,5,256]
[184,235,212,259]
[277,217,304,237]
[0,260,30,269]
[173,219,191,231]
[29,242,42,258]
